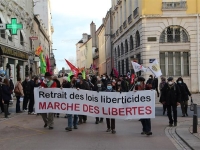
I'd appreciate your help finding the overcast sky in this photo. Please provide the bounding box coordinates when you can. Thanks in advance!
[51,0,111,71]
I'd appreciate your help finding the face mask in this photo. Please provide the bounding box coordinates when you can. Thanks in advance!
[168,81,173,85]
[77,79,80,83]
[178,81,182,84]
[137,82,141,85]
[113,80,116,82]
[41,77,44,80]
[107,86,112,90]
[117,82,121,85]
[149,77,151,79]
[102,77,106,79]
[97,84,101,87]
[38,79,41,83]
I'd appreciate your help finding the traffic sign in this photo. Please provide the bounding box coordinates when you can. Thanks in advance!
[6,18,23,35]
[0,24,5,30]
[30,36,38,40]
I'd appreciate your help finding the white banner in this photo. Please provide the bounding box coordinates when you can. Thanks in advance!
[34,88,155,119]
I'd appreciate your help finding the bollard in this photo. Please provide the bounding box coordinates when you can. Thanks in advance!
[4,104,8,118]
[194,104,198,125]
[193,114,198,133]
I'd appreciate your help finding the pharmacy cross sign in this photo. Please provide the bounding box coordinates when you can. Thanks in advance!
[6,18,23,35]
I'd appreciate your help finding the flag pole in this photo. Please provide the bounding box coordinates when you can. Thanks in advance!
[148,67,156,77]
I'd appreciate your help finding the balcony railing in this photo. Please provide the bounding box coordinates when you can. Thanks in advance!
[116,29,119,36]
[128,14,132,24]
[119,25,123,33]
[123,20,127,29]
[162,1,187,10]
[133,7,139,18]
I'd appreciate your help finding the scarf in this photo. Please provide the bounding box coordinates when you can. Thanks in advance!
[46,80,53,88]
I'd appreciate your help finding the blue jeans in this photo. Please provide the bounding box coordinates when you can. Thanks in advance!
[68,114,78,128]
[141,119,151,132]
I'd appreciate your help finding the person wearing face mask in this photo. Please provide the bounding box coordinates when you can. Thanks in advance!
[92,80,104,124]
[161,77,181,127]
[22,76,31,112]
[105,82,116,134]
[176,77,191,117]
[101,74,108,90]
[159,77,167,115]
[64,75,78,131]
[77,76,90,124]
[135,76,152,136]
[40,72,57,130]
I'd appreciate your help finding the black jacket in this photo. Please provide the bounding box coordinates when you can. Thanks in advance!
[152,78,158,89]
[2,85,11,102]
[177,82,191,101]
[53,79,61,88]
[22,80,31,95]
[79,81,90,90]
[62,81,71,88]
[121,80,128,92]
[161,83,181,105]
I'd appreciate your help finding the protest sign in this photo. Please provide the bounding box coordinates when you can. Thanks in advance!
[34,88,155,119]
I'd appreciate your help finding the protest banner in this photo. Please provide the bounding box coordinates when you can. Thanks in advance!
[34,88,155,119]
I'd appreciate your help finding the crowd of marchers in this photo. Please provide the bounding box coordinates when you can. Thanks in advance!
[0,72,192,136]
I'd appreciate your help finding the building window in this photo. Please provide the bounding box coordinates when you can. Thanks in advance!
[122,60,124,75]
[135,31,140,48]
[0,19,5,39]
[118,46,120,57]
[115,48,117,58]
[8,30,12,41]
[130,35,133,50]
[125,39,128,53]
[20,31,24,46]
[121,43,124,55]
[160,52,189,76]
[118,61,121,75]
[126,58,129,73]
[159,26,189,43]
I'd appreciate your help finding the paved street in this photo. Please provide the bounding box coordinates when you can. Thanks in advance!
[0,104,198,150]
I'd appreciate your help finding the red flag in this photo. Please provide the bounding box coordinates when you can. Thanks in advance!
[131,74,135,84]
[113,68,119,77]
[65,59,79,77]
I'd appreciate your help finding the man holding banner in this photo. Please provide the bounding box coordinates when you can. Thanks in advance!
[135,77,152,136]
[40,72,57,130]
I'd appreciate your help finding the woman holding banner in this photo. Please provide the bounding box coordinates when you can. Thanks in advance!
[135,77,152,136]
[40,72,57,130]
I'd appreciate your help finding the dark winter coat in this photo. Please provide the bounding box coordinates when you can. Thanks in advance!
[62,81,71,88]
[2,85,11,102]
[152,78,158,89]
[79,81,90,90]
[22,80,31,95]
[53,79,61,88]
[121,80,128,92]
[161,83,181,105]
[177,82,191,101]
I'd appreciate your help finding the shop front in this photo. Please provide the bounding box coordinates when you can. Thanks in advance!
[0,45,29,83]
